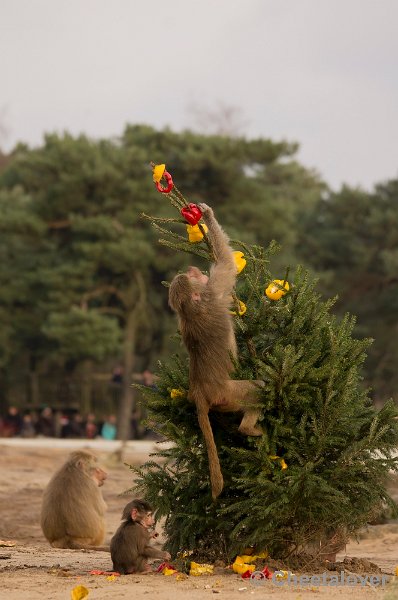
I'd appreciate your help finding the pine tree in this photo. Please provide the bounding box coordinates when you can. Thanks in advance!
[130,166,398,563]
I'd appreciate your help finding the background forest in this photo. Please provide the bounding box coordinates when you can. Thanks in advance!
[0,124,397,437]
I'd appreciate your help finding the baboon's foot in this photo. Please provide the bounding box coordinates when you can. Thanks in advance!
[238,424,263,436]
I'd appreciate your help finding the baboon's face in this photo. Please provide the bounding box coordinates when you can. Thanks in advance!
[92,466,107,487]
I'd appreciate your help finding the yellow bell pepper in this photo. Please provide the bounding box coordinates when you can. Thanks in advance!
[265,279,290,300]
[233,251,246,274]
[70,586,89,600]
[232,556,255,575]
[170,388,185,399]
[152,163,166,183]
[230,300,247,316]
[186,223,208,243]
[189,561,214,576]
[270,455,288,470]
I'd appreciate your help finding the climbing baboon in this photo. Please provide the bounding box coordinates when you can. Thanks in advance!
[169,203,263,499]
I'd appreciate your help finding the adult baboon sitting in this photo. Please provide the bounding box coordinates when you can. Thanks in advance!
[41,450,108,550]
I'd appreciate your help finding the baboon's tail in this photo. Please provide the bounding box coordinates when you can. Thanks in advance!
[197,407,224,499]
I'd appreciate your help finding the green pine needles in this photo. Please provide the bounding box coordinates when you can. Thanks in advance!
[129,179,398,562]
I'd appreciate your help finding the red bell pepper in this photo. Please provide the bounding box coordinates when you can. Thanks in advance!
[180,203,203,225]
[155,170,174,194]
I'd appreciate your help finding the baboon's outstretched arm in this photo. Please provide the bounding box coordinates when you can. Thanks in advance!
[199,203,236,298]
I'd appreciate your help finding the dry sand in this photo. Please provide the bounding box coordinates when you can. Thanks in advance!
[0,439,397,600]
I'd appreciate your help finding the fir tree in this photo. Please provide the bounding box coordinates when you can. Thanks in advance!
[130,166,398,562]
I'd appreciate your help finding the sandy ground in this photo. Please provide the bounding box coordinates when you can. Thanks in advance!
[0,439,397,600]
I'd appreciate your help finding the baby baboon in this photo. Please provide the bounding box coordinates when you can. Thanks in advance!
[41,450,108,550]
[169,203,263,499]
[110,499,171,574]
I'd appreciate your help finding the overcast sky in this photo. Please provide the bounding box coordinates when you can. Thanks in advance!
[1,0,397,190]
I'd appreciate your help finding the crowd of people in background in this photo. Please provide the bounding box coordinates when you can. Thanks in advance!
[0,406,154,440]
[0,369,158,441]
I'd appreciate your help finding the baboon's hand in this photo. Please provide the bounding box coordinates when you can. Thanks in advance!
[163,551,172,561]
[198,203,214,219]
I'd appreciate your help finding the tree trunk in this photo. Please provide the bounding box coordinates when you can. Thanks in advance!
[116,270,147,443]
[116,310,136,441]
[27,354,40,406]
[78,359,93,415]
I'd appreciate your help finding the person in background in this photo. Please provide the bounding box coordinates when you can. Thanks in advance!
[101,414,117,440]
[111,365,123,384]
[36,407,56,437]
[61,412,84,438]
[20,413,36,438]
[85,413,98,439]
[2,406,23,437]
